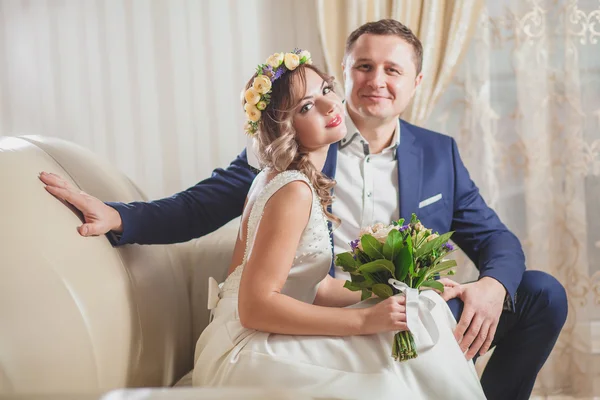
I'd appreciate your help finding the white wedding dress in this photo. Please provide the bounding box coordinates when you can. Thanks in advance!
[192,170,486,400]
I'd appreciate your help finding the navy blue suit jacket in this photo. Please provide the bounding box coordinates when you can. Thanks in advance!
[108,119,526,307]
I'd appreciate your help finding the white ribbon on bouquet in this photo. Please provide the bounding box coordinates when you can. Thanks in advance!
[388,278,440,352]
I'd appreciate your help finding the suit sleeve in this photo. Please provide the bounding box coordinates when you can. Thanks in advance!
[106,149,257,245]
[449,138,526,309]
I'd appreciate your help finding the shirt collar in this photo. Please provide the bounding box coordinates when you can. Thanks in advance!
[341,105,401,156]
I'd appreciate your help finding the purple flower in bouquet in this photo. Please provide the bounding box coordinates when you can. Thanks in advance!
[443,242,454,251]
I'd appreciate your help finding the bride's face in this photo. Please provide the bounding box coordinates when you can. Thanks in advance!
[292,69,346,151]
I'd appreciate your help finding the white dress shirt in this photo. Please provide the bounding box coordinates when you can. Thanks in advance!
[332,109,401,280]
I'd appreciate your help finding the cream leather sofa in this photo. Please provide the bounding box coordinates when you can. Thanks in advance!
[0,136,322,399]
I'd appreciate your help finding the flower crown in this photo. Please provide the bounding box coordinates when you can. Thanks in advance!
[244,49,312,136]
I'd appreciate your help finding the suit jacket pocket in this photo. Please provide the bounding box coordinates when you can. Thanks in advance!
[417,197,448,218]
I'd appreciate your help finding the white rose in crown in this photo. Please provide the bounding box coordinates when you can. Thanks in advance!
[298,50,312,64]
[245,103,261,122]
[253,75,272,94]
[284,53,300,70]
[266,52,284,68]
[244,88,261,105]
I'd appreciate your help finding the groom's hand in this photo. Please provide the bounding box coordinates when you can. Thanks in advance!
[454,277,505,360]
[39,171,123,236]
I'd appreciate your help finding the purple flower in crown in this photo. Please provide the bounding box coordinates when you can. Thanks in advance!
[399,225,410,232]
[262,65,275,80]
[443,242,454,251]
[272,66,286,81]
[350,239,360,252]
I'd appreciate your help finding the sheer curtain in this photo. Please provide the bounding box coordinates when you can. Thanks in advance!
[428,0,600,396]
[316,0,483,125]
[0,0,323,199]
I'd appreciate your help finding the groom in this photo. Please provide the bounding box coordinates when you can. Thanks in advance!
[41,19,567,400]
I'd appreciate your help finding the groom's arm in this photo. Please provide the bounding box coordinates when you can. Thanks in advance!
[448,139,526,310]
[107,149,257,246]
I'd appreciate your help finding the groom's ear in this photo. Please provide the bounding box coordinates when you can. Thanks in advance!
[415,72,423,86]
[408,72,424,99]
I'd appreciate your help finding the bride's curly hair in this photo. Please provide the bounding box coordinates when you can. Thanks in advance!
[243,64,340,225]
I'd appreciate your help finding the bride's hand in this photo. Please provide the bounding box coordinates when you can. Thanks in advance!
[360,296,407,335]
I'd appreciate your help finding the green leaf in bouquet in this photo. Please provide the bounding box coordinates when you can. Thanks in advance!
[416,263,428,279]
[356,251,371,264]
[397,218,405,227]
[383,229,403,263]
[394,243,413,282]
[350,272,367,283]
[349,272,376,289]
[432,247,457,267]
[410,213,419,225]
[420,280,444,292]
[423,259,458,281]
[360,234,385,260]
[361,289,372,301]
[414,264,434,288]
[406,235,416,277]
[362,271,380,285]
[404,233,413,249]
[372,283,393,299]
[357,259,395,276]
[414,231,454,259]
[343,281,363,292]
[335,253,359,272]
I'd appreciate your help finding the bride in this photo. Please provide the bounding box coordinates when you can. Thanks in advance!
[192,49,486,400]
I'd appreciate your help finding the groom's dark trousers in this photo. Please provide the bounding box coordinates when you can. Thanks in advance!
[447,270,567,400]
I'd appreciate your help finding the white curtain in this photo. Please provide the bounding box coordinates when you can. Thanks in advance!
[0,0,323,198]
[428,0,600,397]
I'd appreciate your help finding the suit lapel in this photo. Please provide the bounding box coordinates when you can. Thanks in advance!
[323,142,339,277]
[397,120,422,221]
[322,142,338,181]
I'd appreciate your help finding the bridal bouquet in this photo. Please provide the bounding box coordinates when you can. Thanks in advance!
[335,214,457,362]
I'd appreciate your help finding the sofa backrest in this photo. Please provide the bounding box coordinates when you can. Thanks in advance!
[0,136,192,394]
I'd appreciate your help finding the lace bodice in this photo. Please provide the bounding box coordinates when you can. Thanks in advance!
[220,170,332,304]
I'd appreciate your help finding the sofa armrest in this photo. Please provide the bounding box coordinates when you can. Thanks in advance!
[0,136,193,393]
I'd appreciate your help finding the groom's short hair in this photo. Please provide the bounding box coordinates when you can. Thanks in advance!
[345,19,423,75]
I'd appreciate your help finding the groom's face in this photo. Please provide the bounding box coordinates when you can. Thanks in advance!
[343,34,422,122]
